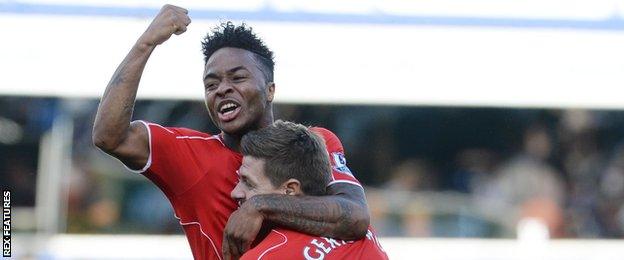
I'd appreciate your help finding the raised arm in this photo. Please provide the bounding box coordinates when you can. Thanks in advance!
[92,5,190,169]
[223,183,370,260]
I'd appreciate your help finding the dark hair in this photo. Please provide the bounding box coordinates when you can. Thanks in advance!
[240,120,331,196]
[201,22,275,82]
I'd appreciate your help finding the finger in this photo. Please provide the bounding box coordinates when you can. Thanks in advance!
[182,15,191,26]
[162,4,174,12]
[222,236,232,260]
[241,240,252,254]
[172,5,189,14]
[171,13,190,30]
[229,235,242,260]
[173,25,187,35]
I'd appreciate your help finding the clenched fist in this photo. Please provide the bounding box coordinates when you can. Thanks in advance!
[139,4,191,46]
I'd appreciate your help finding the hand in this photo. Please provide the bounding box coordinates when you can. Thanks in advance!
[222,202,264,260]
[138,4,191,46]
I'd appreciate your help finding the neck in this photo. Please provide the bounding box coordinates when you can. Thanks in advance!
[222,110,274,152]
[221,132,243,152]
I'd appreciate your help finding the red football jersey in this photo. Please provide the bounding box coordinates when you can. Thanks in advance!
[126,121,362,260]
[240,228,388,260]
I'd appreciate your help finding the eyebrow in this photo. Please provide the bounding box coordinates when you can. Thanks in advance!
[203,66,249,80]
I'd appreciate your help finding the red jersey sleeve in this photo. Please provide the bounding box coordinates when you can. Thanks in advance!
[311,127,362,188]
[124,120,217,198]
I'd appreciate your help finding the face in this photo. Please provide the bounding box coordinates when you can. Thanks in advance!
[231,156,283,205]
[203,47,275,135]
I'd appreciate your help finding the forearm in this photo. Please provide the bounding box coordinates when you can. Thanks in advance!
[250,190,369,240]
[93,40,155,150]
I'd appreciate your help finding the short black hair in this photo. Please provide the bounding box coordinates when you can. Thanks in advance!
[202,22,275,82]
[240,120,331,196]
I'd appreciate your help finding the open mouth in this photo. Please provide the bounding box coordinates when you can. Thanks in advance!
[217,100,242,122]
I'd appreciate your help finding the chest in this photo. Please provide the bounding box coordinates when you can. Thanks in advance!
[172,144,242,220]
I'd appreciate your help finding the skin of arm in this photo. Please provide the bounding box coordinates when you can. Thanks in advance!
[92,5,191,168]
[223,183,370,260]
[92,41,153,168]
[253,183,370,239]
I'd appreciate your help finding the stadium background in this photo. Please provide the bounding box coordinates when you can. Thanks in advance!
[2,0,624,259]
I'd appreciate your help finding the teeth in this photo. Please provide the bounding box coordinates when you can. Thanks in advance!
[220,102,238,113]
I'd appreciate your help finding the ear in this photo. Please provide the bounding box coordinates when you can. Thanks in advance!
[281,178,303,196]
[265,82,275,102]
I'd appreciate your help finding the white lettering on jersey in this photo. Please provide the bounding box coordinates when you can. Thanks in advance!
[303,246,325,260]
[311,239,332,254]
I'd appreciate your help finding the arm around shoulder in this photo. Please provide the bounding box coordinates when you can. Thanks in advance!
[246,182,370,241]
[223,185,370,259]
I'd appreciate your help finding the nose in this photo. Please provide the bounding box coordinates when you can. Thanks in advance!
[216,81,234,97]
[231,181,245,201]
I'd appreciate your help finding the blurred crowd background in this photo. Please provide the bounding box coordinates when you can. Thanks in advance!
[4,96,624,239]
[3,1,624,260]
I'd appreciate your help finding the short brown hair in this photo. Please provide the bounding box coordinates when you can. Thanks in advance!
[240,120,331,196]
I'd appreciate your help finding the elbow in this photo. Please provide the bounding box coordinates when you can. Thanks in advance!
[92,129,119,153]
[92,134,112,152]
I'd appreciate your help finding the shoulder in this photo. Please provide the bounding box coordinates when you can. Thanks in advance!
[138,120,217,139]
[168,126,216,139]
[310,127,343,150]
[244,229,292,260]
[310,127,338,140]
[273,228,314,242]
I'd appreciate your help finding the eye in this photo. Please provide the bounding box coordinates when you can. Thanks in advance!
[244,179,254,189]
[205,82,218,91]
[240,176,254,188]
[232,76,246,83]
